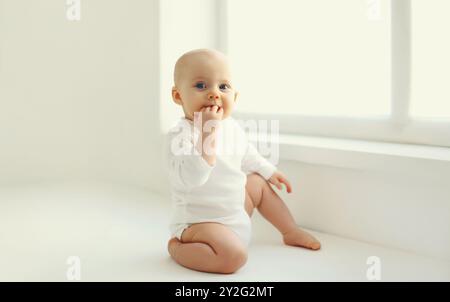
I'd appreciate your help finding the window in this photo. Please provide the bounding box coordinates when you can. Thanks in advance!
[228,0,391,117]
[223,0,450,147]
[410,0,450,119]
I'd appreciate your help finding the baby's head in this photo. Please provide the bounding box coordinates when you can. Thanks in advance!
[172,49,238,121]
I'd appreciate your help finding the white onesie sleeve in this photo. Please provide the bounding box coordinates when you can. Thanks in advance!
[241,142,277,180]
[166,124,215,191]
[232,117,277,180]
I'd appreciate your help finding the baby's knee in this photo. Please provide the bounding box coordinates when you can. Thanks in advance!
[167,237,180,258]
[246,173,268,188]
[216,246,248,274]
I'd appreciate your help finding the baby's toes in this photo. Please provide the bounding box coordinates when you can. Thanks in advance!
[309,240,321,250]
[283,228,321,251]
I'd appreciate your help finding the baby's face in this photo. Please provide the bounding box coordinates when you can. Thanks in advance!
[172,51,238,121]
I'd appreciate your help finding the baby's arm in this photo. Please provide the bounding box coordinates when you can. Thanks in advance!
[241,141,277,180]
[195,105,223,166]
[239,126,291,193]
[166,106,223,190]
[167,132,214,190]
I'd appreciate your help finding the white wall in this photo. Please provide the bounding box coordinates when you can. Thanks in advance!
[0,0,220,192]
[275,160,450,261]
[0,0,162,189]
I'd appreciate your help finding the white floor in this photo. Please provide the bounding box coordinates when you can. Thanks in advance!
[1,182,449,282]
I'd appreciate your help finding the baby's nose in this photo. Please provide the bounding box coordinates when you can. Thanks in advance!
[208,94,219,101]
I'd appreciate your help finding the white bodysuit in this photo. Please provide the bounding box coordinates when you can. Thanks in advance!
[165,116,276,246]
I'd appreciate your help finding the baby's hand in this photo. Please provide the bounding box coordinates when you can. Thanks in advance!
[200,105,223,123]
[268,171,292,193]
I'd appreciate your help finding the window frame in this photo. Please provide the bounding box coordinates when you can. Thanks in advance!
[220,0,450,148]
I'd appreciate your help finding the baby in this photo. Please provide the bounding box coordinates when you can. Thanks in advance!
[166,49,320,274]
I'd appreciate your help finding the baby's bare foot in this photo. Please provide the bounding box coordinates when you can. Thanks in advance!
[282,228,321,250]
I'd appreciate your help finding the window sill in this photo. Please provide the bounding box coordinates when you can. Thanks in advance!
[249,133,450,176]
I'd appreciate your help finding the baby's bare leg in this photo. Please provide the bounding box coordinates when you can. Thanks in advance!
[167,222,248,274]
[245,173,321,250]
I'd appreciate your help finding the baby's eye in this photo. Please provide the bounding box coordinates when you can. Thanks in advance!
[195,82,206,89]
[219,84,230,90]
